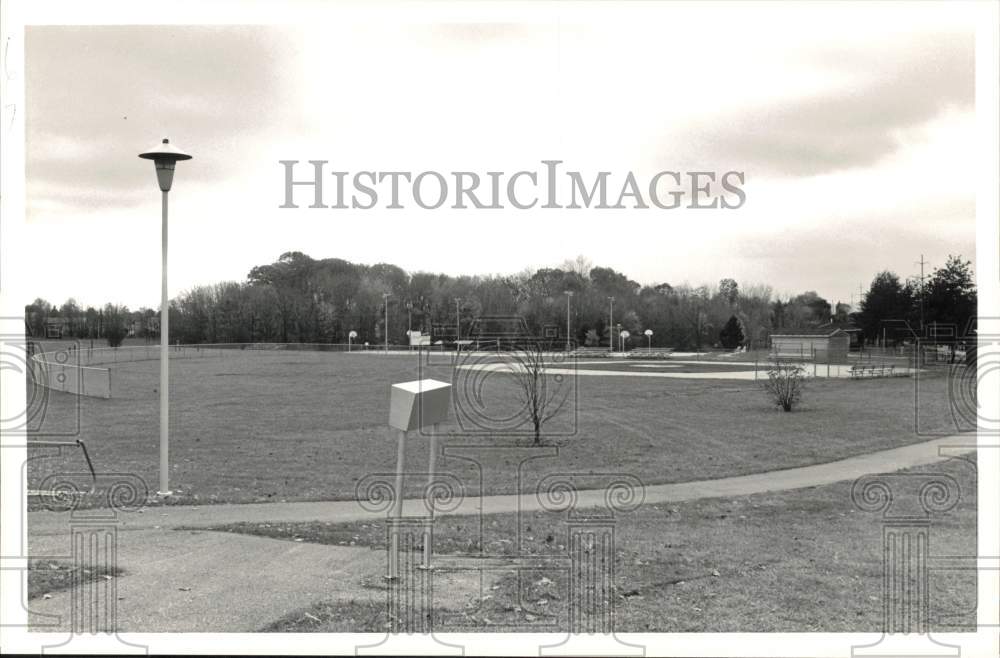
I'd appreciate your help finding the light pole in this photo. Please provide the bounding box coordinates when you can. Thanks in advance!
[383,292,390,353]
[644,328,653,350]
[564,290,574,352]
[607,296,614,353]
[139,138,192,497]
[406,301,413,351]
[454,297,461,353]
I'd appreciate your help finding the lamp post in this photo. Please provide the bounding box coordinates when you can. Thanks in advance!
[406,301,414,351]
[139,138,192,497]
[564,291,574,352]
[454,297,461,353]
[644,328,653,350]
[607,296,614,353]
[383,292,390,353]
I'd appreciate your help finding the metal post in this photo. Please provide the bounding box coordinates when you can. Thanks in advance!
[421,423,439,569]
[565,291,573,352]
[159,190,170,496]
[608,297,614,353]
[383,293,390,353]
[455,298,461,354]
[388,428,407,579]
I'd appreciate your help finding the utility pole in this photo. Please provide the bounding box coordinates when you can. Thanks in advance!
[915,254,928,336]
[607,296,615,353]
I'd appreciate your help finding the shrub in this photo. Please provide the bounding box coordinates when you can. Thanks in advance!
[762,360,805,412]
[105,324,127,348]
[102,303,129,348]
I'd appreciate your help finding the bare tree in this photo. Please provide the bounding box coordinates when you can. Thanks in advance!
[507,342,572,445]
[761,360,806,412]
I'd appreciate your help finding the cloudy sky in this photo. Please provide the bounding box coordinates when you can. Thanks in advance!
[24,2,977,309]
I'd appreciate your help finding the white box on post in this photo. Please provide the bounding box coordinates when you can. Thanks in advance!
[389,379,451,431]
[387,379,452,577]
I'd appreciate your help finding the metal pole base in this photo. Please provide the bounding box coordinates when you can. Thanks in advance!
[155,490,173,498]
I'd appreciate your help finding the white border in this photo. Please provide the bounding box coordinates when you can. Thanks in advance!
[1,1,997,656]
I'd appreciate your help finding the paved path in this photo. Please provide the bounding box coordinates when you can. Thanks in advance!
[25,434,973,632]
[28,529,384,632]
[29,435,970,535]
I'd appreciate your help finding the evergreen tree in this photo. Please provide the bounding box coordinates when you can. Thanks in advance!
[719,315,744,349]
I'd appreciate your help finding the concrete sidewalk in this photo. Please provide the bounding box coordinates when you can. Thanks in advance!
[29,434,972,536]
[27,528,385,632]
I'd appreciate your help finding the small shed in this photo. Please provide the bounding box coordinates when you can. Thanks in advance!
[815,321,862,350]
[771,328,850,363]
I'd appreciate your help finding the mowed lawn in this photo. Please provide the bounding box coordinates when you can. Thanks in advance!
[26,349,968,506]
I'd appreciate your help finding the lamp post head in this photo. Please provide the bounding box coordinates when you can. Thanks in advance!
[139,138,192,192]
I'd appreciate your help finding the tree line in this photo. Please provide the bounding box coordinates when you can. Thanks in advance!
[25,252,976,349]
[854,255,977,344]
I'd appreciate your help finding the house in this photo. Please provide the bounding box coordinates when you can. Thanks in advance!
[770,327,851,363]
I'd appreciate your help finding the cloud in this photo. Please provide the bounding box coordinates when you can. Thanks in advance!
[25,25,300,218]
[662,31,974,177]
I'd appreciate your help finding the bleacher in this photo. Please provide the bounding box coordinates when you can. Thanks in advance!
[849,364,898,379]
[568,347,612,358]
[626,348,675,359]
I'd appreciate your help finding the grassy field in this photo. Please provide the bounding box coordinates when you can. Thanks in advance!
[26,347,968,506]
[220,456,977,633]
